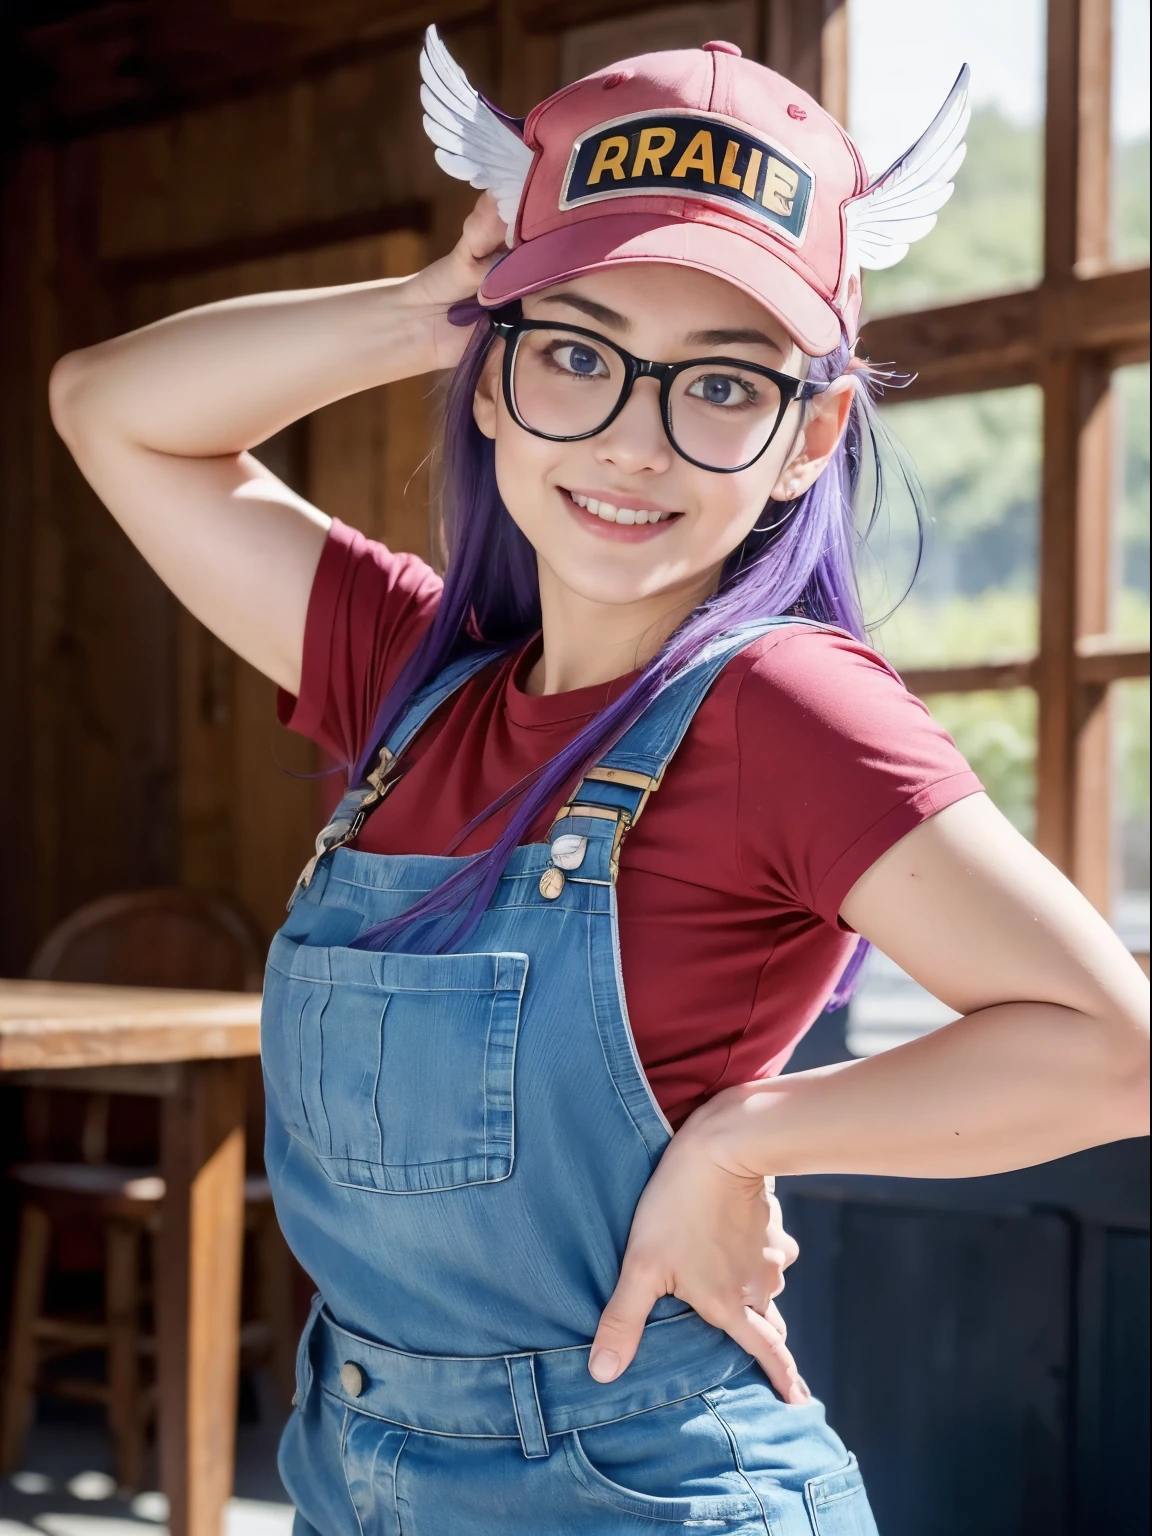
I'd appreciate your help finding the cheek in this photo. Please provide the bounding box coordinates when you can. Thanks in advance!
[491,419,562,540]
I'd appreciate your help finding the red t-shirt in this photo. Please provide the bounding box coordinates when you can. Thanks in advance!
[280,520,981,1128]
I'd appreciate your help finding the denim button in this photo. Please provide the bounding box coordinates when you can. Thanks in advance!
[340,1361,366,1397]
[550,833,587,871]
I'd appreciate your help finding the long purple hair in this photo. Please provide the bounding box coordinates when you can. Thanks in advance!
[349,318,921,1007]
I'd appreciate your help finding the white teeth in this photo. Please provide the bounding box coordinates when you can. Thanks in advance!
[568,491,672,525]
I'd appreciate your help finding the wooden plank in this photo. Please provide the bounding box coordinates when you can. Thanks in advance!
[1075,638,1151,685]
[899,659,1038,698]
[1036,349,1085,872]
[1035,0,1118,908]
[0,147,55,977]
[5,1064,185,1096]
[764,0,845,111]
[556,2,757,85]
[861,289,1041,399]
[1072,353,1115,911]
[860,268,1150,402]
[23,0,490,142]
[0,980,261,1072]
[102,201,431,287]
[898,641,1149,700]
[49,137,179,933]
[157,1058,247,1536]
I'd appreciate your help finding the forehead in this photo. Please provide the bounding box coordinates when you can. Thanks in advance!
[521,264,797,351]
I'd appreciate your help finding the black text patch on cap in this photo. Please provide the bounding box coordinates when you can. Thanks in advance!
[561,111,813,243]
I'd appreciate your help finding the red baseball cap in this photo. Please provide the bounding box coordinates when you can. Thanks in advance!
[476,41,868,357]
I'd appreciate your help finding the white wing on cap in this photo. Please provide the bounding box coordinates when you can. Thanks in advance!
[420,25,533,244]
[843,65,970,273]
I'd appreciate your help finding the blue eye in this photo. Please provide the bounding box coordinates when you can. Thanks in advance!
[688,373,756,407]
[563,344,603,375]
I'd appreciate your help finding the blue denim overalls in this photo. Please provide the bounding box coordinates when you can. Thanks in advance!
[262,620,879,1535]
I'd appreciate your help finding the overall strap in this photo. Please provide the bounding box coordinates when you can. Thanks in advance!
[543,618,826,889]
[290,645,504,903]
[380,646,506,765]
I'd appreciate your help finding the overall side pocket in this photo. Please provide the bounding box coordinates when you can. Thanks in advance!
[805,1458,878,1536]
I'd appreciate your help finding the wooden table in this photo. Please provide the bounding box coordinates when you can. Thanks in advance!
[0,979,263,1536]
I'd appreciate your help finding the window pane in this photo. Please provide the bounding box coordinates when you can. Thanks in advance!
[923,689,1037,838]
[1114,364,1150,645]
[1114,679,1150,953]
[1113,0,1151,264]
[847,687,1036,1055]
[863,387,1042,667]
[849,0,1045,317]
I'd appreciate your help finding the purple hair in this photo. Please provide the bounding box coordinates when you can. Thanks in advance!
[350,319,922,1008]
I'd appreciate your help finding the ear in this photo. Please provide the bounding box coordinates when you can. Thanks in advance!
[769,376,855,502]
[472,342,502,440]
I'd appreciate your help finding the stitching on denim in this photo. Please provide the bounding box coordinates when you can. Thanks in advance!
[563,1427,757,1525]
[339,1405,368,1536]
[702,1395,772,1534]
[392,1429,411,1536]
[323,1386,511,1436]
[505,1356,528,1455]
[527,1355,550,1457]
[369,995,388,1167]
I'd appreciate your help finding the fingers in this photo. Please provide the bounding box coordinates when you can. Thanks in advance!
[589,1262,660,1383]
[735,1304,810,1406]
[460,191,508,262]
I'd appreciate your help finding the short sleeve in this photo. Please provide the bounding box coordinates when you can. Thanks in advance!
[277,519,442,764]
[734,628,983,925]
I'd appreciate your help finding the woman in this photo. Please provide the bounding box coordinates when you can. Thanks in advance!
[50,31,1147,1536]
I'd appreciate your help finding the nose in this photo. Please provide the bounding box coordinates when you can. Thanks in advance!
[593,376,673,476]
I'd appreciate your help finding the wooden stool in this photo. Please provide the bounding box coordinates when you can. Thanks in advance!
[0,889,297,1488]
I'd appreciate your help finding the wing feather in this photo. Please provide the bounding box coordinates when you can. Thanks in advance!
[419,25,533,240]
[844,65,971,272]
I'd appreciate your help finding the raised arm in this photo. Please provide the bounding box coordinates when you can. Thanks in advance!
[49,194,506,694]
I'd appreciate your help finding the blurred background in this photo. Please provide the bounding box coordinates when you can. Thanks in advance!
[0,2,1146,1534]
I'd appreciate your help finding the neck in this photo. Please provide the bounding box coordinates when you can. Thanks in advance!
[523,558,719,696]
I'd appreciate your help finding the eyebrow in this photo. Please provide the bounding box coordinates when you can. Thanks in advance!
[685,326,786,357]
[538,295,787,358]
[538,293,631,329]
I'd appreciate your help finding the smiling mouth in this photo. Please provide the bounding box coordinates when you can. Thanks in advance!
[566,490,681,526]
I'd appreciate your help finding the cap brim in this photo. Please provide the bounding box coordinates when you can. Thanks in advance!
[479,211,843,357]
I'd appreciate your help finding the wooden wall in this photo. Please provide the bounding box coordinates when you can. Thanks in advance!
[0,0,834,973]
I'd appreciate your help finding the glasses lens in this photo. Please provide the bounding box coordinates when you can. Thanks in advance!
[509,328,626,439]
[668,364,784,470]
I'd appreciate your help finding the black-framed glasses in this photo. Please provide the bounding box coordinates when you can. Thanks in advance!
[489,303,826,474]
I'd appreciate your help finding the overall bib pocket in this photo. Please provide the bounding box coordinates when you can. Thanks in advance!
[263,941,528,1193]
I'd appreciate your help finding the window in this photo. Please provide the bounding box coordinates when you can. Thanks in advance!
[1112,0,1151,263]
[850,0,1047,316]
[847,0,1151,1044]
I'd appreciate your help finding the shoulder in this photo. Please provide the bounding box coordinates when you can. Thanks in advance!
[722,621,977,812]
[715,623,982,919]
[728,622,906,699]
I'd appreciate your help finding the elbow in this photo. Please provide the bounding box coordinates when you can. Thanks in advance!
[1099,1004,1150,1141]
[48,346,101,447]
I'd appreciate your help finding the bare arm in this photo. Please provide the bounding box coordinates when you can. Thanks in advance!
[49,194,506,694]
[591,792,1148,1382]
[699,792,1149,1178]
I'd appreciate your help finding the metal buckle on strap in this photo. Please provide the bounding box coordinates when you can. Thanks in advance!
[289,747,400,906]
[546,767,662,884]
